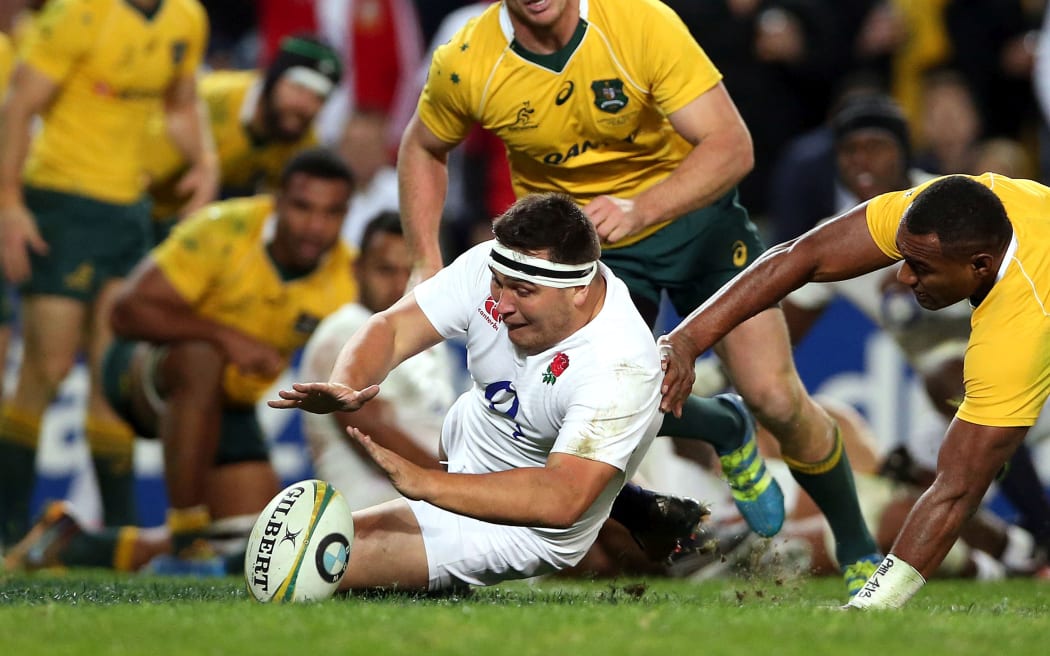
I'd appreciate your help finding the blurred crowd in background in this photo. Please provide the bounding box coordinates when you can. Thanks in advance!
[172,0,1050,250]
[4,0,1043,257]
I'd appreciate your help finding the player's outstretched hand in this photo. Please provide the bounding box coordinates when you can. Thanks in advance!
[347,426,429,500]
[657,332,697,417]
[268,382,380,414]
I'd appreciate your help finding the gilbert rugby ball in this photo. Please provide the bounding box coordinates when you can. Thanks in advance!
[244,479,354,603]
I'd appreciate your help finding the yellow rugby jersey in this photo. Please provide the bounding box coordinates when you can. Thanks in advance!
[145,70,317,219]
[20,0,207,203]
[866,173,1050,427]
[418,0,721,247]
[155,195,357,404]
[0,33,12,95]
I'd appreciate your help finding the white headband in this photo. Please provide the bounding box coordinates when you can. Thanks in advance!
[488,242,598,288]
[284,66,335,97]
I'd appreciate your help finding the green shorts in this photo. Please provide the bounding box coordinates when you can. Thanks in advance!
[600,188,766,318]
[22,186,152,301]
[102,338,269,465]
[151,215,179,246]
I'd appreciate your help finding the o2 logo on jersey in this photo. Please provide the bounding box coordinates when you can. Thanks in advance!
[484,381,525,441]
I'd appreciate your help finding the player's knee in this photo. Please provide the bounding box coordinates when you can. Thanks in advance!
[741,375,805,431]
[22,350,78,398]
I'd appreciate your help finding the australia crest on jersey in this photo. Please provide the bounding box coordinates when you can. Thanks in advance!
[590,79,628,114]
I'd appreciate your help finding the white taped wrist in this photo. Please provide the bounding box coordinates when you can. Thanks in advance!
[847,554,926,609]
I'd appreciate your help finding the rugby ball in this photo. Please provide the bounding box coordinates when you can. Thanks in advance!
[244,479,354,603]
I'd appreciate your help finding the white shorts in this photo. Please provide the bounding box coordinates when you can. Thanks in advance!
[406,499,581,591]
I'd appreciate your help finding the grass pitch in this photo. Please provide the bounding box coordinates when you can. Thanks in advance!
[1,571,1048,656]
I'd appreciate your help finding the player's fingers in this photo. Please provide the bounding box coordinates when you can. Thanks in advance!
[26,227,49,256]
[276,388,308,400]
[355,385,381,404]
[267,398,299,409]
[3,252,28,284]
[604,221,625,245]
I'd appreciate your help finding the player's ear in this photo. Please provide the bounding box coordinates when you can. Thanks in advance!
[970,252,996,279]
[571,284,590,308]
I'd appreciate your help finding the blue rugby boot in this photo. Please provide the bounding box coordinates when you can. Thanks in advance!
[716,393,785,538]
[843,553,882,597]
[142,539,227,578]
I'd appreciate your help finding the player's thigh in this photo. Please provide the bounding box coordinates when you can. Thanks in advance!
[342,498,430,591]
[714,307,805,409]
[405,499,574,590]
[17,294,87,389]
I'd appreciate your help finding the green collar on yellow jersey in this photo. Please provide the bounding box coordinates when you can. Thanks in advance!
[510,19,587,74]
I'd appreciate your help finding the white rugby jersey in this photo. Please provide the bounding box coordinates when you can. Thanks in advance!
[300,303,455,508]
[414,241,661,553]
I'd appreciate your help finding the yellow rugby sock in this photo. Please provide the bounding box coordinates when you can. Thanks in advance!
[168,506,211,553]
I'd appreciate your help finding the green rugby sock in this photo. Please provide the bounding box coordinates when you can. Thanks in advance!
[91,456,137,526]
[658,394,746,454]
[62,528,121,568]
[785,430,878,566]
[0,404,42,546]
[86,416,137,526]
[0,440,36,546]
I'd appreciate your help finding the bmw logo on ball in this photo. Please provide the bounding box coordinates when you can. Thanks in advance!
[316,533,351,583]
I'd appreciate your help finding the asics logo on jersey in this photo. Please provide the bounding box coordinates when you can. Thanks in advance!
[732,240,748,267]
[555,81,575,106]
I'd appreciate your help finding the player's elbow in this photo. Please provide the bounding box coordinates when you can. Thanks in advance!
[539,508,581,530]
[539,492,593,529]
[728,127,755,179]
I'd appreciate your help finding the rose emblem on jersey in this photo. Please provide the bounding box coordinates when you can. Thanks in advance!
[542,352,570,385]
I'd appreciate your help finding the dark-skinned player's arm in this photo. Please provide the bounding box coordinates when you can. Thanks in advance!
[658,202,894,416]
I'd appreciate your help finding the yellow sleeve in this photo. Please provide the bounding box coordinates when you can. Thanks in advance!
[153,206,234,303]
[177,1,209,77]
[417,38,476,145]
[866,175,970,259]
[19,0,99,83]
[864,193,908,260]
[958,326,1047,427]
[638,0,722,114]
[0,35,12,92]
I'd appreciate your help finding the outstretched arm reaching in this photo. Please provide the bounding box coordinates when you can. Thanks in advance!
[658,202,896,415]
